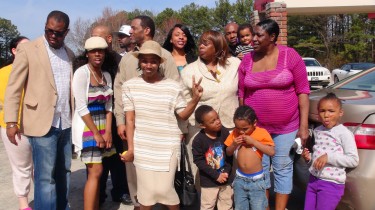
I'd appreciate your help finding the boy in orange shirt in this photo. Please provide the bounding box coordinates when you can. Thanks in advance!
[225,105,275,210]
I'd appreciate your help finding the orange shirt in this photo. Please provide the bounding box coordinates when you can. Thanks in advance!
[224,126,274,159]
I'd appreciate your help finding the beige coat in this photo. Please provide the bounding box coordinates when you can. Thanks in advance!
[4,37,74,137]
[181,57,240,129]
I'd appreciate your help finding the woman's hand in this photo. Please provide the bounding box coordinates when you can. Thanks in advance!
[102,131,112,149]
[191,75,203,101]
[297,126,309,147]
[302,148,311,162]
[120,150,134,162]
[93,133,106,148]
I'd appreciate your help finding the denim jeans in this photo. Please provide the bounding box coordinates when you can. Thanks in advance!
[262,130,297,194]
[233,175,268,210]
[28,126,72,210]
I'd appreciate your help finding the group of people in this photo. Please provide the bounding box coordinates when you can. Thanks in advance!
[0,9,359,210]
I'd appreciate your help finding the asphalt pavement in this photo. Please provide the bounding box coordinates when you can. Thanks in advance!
[0,138,134,210]
[0,137,305,210]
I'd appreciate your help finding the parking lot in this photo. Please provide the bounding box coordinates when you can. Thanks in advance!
[0,138,308,210]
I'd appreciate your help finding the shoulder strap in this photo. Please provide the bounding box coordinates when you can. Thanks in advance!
[181,141,193,174]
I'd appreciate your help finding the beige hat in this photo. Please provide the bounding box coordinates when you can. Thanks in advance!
[84,37,108,51]
[133,40,165,63]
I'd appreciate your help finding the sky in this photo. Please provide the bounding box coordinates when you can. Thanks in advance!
[1,0,236,40]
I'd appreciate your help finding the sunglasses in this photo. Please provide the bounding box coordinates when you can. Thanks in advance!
[44,28,67,37]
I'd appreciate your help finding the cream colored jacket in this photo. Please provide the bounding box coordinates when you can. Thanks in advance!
[180,57,240,129]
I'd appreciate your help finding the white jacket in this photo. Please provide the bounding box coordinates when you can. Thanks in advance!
[72,64,112,156]
[180,57,240,129]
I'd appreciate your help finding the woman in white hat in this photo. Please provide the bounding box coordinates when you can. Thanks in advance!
[72,36,115,210]
[121,40,203,210]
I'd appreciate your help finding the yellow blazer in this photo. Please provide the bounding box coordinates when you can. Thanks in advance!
[4,37,75,137]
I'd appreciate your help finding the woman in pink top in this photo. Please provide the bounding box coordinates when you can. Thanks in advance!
[238,19,310,210]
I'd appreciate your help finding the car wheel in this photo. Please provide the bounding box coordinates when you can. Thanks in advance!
[334,75,339,83]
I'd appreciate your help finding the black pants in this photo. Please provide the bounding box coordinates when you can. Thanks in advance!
[99,116,129,201]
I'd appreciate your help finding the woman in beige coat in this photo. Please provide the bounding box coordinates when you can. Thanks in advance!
[180,30,241,179]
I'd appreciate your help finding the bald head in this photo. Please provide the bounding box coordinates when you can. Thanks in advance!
[224,22,239,47]
[91,25,113,47]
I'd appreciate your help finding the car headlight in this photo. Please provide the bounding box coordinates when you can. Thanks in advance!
[324,70,330,75]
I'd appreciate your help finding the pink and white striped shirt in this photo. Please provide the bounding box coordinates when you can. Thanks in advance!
[238,45,310,134]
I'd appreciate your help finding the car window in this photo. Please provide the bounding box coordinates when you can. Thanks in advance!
[303,59,321,67]
[352,63,375,70]
[336,69,375,91]
[342,65,350,71]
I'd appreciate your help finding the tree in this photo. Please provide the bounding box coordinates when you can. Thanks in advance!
[232,0,253,24]
[178,3,215,42]
[213,0,234,31]
[288,16,328,59]
[288,14,375,69]
[93,8,130,52]
[65,17,93,55]
[154,8,181,44]
[340,14,375,62]
[155,8,178,29]
[127,9,154,20]
[0,18,20,65]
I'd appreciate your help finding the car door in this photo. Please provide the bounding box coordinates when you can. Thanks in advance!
[338,64,351,80]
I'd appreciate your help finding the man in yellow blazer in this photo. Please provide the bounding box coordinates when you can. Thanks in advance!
[4,10,75,210]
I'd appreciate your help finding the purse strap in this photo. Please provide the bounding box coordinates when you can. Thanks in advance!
[181,141,193,175]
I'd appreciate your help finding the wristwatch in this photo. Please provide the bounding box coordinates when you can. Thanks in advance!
[6,123,17,129]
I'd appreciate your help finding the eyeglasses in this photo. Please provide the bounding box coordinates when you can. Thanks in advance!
[44,28,67,37]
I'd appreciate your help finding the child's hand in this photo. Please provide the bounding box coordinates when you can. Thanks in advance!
[216,172,228,183]
[243,135,255,146]
[237,52,244,60]
[233,136,245,147]
[313,153,328,170]
[302,148,311,162]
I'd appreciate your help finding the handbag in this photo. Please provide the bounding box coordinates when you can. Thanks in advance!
[174,141,198,206]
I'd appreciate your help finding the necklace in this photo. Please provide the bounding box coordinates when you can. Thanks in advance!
[206,65,221,83]
[88,65,104,85]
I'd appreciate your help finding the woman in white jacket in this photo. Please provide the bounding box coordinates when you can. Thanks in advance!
[180,30,241,179]
[72,37,114,210]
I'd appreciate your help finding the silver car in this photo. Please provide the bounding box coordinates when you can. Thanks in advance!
[294,67,375,210]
